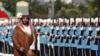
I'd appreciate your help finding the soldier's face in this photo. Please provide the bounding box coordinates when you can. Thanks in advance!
[22,17,29,25]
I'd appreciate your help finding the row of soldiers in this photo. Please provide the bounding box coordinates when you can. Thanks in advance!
[0,18,100,56]
[33,19,100,56]
[0,24,14,54]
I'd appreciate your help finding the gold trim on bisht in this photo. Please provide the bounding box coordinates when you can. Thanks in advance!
[18,25,32,38]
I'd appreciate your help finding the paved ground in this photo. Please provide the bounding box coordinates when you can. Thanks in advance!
[0,53,13,56]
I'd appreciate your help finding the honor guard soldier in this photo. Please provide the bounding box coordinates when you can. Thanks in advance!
[64,22,71,56]
[59,19,65,56]
[82,22,89,56]
[90,23,97,56]
[77,22,84,56]
[69,22,76,56]
[39,20,48,56]
[75,22,81,56]
[96,23,100,56]
[71,22,78,56]
[66,23,72,56]
[53,20,60,56]
[47,19,55,56]
[1,24,8,53]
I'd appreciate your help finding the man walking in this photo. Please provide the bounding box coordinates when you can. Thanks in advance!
[12,15,37,56]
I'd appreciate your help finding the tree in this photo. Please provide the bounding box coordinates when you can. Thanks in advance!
[54,0,63,14]
[87,0,100,17]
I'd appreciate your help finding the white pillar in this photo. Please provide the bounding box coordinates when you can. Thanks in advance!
[51,0,54,19]
[0,2,3,6]
[16,1,29,15]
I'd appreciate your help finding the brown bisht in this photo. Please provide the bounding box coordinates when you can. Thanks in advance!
[12,25,37,56]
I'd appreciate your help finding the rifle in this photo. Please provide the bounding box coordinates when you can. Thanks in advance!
[78,36,82,45]
[71,35,76,43]
[65,35,70,43]
[62,27,66,38]
[53,35,58,43]
[86,36,91,45]
[65,26,70,43]
[94,36,99,45]
[60,26,66,42]
[78,27,84,45]
[86,27,92,45]
[60,36,63,43]
[71,26,76,43]
[56,27,60,39]
[94,29,100,45]
[49,34,53,42]
[49,19,55,42]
